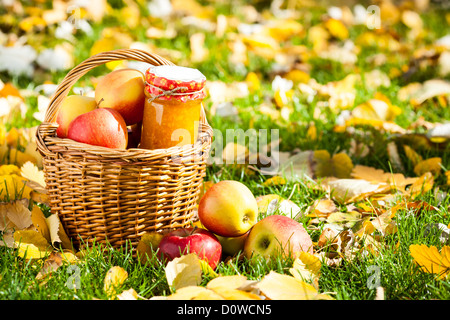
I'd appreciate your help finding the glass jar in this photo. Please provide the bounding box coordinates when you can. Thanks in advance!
[140,66,206,150]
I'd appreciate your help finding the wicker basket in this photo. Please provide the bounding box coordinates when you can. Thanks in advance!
[36,49,213,250]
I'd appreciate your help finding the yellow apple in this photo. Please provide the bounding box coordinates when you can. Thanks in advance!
[198,180,258,237]
[56,95,97,138]
[243,215,313,260]
[95,68,145,125]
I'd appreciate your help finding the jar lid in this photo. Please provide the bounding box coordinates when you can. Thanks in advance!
[145,65,206,102]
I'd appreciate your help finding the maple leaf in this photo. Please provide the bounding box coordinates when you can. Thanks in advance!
[20,161,46,189]
[409,244,450,279]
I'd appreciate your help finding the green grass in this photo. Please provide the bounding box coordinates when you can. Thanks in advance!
[1,175,449,300]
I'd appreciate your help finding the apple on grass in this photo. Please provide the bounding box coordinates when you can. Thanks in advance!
[67,108,128,149]
[216,231,249,257]
[244,215,313,260]
[158,227,222,270]
[95,68,145,125]
[198,180,258,237]
[56,95,97,138]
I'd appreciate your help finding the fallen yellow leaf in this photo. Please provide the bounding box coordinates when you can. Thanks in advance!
[314,150,353,179]
[403,145,423,167]
[324,18,349,40]
[0,174,33,201]
[104,266,128,298]
[165,253,203,292]
[46,213,72,250]
[409,172,434,198]
[410,244,450,279]
[262,176,286,187]
[14,229,52,260]
[0,165,20,176]
[413,157,442,177]
[306,198,337,218]
[31,205,51,243]
[256,271,333,300]
[289,252,322,283]
[117,288,141,300]
[206,275,248,291]
[245,72,261,93]
[167,286,223,300]
[20,161,46,188]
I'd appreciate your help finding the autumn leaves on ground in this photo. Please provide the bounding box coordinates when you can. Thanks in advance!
[1,0,450,300]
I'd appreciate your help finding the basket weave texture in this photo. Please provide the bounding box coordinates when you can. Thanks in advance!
[36,49,213,249]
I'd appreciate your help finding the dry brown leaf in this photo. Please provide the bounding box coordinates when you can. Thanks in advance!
[35,251,63,280]
[326,178,388,204]
[0,199,32,232]
[370,211,398,236]
[351,164,417,190]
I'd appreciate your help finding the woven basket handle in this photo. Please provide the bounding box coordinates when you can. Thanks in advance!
[44,49,176,123]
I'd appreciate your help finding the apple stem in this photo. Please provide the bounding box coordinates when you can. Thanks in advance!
[96,98,104,109]
[189,226,198,236]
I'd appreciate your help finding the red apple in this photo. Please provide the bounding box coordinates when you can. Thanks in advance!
[67,108,128,149]
[244,215,313,260]
[95,68,145,125]
[158,227,222,269]
[56,95,97,138]
[198,181,258,237]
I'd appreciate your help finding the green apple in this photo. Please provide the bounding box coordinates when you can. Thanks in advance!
[216,232,249,257]
[243,215,313,260]
[198,180,258,237]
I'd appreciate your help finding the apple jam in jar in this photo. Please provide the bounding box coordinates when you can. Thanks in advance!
[140,65,206,150]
